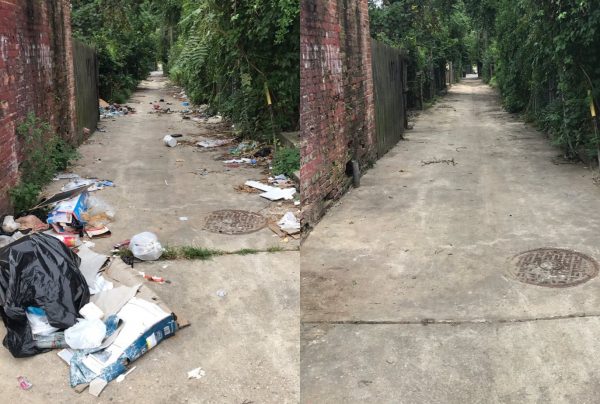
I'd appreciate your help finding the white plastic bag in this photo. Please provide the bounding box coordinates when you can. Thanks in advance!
[26,307,59,336]
[86,195,115,221]
[129,232,163,261]
[64,318,107,350]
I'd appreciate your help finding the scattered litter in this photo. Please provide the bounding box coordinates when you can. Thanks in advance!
[47,192,87,233]
[196,138,232,148]
[229,142,257,156]
[129,232,163,261]
[46,232,81,247]
[64,318,107,350]
[113,240,130,251]
[33,184,90,210]
[100,103,135,118]
[17,376,32,390]
[138,272,170,284]
[0,231,24,248]
[245,181,297,201]
[187,367,206,380]
[294,201,301,206]
[163,135,178,147]
[206,115,223,124]
[26,307,59,337]
[179,217,189,221]
[88,378,108,397]
[53,173,80,181]
[216,289,227,298]
[116,366,136,383]
[0,234,89,357]
[2,215,19,233]
[277,212,300,234]
[223,158,256,165]
[79,302,105,321]
[61,178,114,192]
[15,215,49,232]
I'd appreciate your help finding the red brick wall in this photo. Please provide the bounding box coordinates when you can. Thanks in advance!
[0,0,76,214]
[300,0,376,226]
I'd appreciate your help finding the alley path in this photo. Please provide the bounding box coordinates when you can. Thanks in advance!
[301,78,600,403]
[0,73,299,403]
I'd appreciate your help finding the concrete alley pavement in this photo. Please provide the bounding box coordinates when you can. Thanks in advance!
[0,73,299,403]
[301,78,600,403]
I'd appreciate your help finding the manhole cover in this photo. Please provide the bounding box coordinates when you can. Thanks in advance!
[204,210,266,235]
[509,248,599,288]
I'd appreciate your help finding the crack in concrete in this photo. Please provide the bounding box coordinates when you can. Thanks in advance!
[303,312,600,326]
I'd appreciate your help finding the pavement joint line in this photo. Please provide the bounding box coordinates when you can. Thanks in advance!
[302,312,600,326]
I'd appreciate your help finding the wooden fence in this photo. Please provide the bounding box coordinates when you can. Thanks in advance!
[72,39,99,139]
[371,40,408,158]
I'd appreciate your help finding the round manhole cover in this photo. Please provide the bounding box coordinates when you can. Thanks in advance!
[204,210,267,235]
[509,248,599,288]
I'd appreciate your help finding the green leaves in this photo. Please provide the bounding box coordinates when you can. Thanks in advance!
[168,0,299,139]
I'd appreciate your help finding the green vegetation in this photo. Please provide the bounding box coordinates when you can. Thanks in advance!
[272,147,300,178]
[10,114,78,213]
[370,0,600,159]
[369,0,473,106]
[164,0,299,140]
[488,0,600,158]
[122,245,290,261]
[71,0,299,140]
[71,1,159,103]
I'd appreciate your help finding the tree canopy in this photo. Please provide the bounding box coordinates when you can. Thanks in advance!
[369,0,600,157]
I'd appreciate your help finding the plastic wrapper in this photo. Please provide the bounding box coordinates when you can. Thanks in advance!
[65,318,107,350]
[0,233,90,357]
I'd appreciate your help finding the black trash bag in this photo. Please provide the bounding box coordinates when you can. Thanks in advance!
[0,233,89,357]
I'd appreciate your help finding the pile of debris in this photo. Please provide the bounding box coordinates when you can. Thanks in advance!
[99,99,135,119]
[0,177,185,396]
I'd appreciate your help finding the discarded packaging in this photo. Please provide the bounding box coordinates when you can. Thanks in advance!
[223,158,256,165]
[163,135,178,147]
[244,181,297,201]
[34,331,67,349]
[26,307,59,337]
[80,302,105,321]
[187,367,206,380]
[277,212,301,234]
[64,318,107,350]
[129,232,163,261]
[17,376,32,390]
[0,231,24,248]
[196,138,232,148]
[139,272,169,284]
[2,215,19,233]
[15,215,49,232]
[116,366,136,383]
[0,233,89,357]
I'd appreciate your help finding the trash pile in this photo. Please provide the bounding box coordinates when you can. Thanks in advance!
[0,179,185,396]
[99,99,135,119]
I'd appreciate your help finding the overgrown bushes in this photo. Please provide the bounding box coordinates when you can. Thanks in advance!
[10,114,78,213]
[469,0,600,158]
[71,1,159,103]
[164,0,299,140]
[369,0,472,107]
